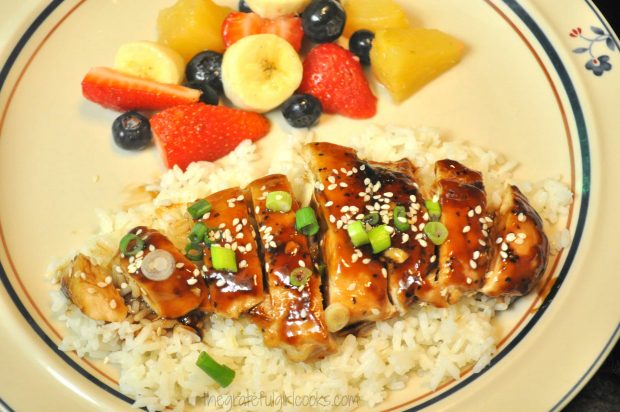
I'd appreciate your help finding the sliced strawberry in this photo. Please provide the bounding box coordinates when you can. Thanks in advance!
[81,67,201,112]
[298,44,377,119]
[151,103,270,170]
[222,12,303,51]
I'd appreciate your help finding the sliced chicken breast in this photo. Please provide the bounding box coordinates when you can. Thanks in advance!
[364,159,438,314]
[482,185,549,296]
[118,226,207,318]
[61,254,127,322]
[247,174,334,361]
[434,160,492,304]
[305,142,395,328]
[198,187,264,318]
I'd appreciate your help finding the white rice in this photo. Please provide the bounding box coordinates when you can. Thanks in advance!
[49,125,573,411]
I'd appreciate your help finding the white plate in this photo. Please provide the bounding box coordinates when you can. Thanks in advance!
[0,0,619,410]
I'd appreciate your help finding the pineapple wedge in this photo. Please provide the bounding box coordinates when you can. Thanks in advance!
[343,0,409,38]
[370,27,465,102]
[157,0,232,62]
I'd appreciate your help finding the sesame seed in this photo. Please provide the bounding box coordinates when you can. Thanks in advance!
[515,238,525,245]
[371,308,380,316]
[336,220,343,229]
[430,255,437,263]
[298,260,305,267]
[518,213,527,222]
[148,244,156,252]
[245,243,253,252]
[469,260,478,269]
[236,233,244,239]
[339,182,348,188]
[348,283,356,291]
[237,195,244,201]
[239,260,248,268]
[381,268,388,278]
[328,176,336,184]
[219,223,226,229]
[432,195,439,203]
[341,206,349,213]
[120,282,128,289]
[97,281,108,288]
[360,164,366,170]
[109,299,117,309]
[418,239,428,248]
[402,233,410,243]
[479,239,487,246]
[255,206,260,214]
[481,230,488,237]
[269,241,277,248]
[351,254,359,263]
[496,237,503,244]
[329,215,336,223]
[216,278,226,287]
[466,277,473,284]
[506,233,517,242]
[300,309,308,318]
[242,218,248,226]
[327,183,338,191]
[193,269,200,276]
[462,225,471,233]
[232,218,240,226]
[518,232,527,239]
[501,242,508,251]
[187,278,198,285]
[475,205,482,214]
[362,258,371,264]
[500,251,508,259]
[325,201,334,207]
[467,210,475,218]
[473,250,481,260]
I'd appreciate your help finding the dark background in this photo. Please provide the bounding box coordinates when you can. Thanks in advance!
[563,1,619,411]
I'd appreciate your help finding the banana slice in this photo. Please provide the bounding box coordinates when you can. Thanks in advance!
[114,41,185,84]
[245,0,311,18]
[222,34,303,113]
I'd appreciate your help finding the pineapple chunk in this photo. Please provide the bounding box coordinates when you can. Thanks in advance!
[343,0,409,38]
[157,0,232,62]
[370,27,465,102]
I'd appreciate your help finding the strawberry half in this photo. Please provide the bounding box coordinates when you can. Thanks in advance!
[222,12,303,51]
[81,67,201,112]
[298,44,377,119]
[151,103,270,170]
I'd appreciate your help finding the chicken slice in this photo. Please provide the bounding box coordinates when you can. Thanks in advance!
[118,226,207,318]
[305,142,395,328]
[482,185,549,296]
[364,159,438,313]
[247,174,334,361]
[61,254,127,322]
[434,160,492,304]
[198,187,264,318]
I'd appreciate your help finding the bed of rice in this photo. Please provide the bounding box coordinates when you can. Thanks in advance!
[48,125,572,411]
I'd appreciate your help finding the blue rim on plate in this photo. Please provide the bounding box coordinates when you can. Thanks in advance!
[0,0,611,410]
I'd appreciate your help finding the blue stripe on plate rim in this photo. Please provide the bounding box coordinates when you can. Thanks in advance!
[0,0,603,410]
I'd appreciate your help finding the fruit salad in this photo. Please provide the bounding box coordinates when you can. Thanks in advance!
[80,0,465,170]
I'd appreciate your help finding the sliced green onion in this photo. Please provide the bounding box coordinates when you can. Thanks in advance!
[347,221,370,247]
[393,205,410,232]
[211,245,237,272]
[363,212,380,226]
[290,267,312,288]
[266,191,292,212]
[188,222,208,244]
[185,242,204,261]
[196,351,236,388]
[368,225,391,254]
[188,199,212,219]
[120,233,145,256]
[425,199,441,221]
[295,207,319,236]
[424,221,449,245]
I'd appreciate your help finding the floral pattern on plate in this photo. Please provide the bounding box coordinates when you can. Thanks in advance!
[569,26,615,76]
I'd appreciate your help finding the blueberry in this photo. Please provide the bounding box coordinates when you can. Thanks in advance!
[238,0,252,12]
[112,111,151,151]
[185,51,223,94]
[184,81,219,105]
[281,94,322,128]
[302,0,346,43]
[349,30,374,65]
